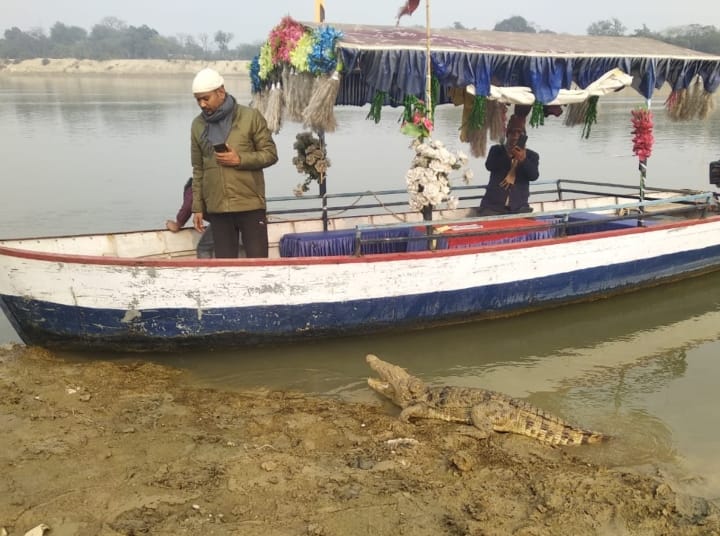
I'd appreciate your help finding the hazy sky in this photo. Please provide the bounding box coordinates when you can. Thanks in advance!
[4,0,719,45]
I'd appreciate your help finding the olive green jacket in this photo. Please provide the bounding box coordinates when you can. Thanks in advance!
[191,103,278,214]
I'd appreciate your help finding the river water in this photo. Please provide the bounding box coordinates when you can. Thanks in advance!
[2,74,720,500]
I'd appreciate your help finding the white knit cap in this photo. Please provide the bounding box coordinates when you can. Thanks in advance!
[192,68,224,93]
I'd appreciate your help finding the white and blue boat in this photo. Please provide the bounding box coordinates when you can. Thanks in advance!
[1,20,720,351]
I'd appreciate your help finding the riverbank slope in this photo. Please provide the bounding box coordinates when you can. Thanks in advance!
[1,344,718,535]
[0,58,250,76]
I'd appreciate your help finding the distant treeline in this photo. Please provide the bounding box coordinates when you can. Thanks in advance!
[2,16,720,62]
[0,17,260,61]
[483,16,720,55]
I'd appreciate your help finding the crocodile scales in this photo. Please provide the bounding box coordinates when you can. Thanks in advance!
[366,354,608,446]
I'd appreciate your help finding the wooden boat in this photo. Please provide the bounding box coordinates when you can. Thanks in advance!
[2,18,720,351]
[1,180,719,351]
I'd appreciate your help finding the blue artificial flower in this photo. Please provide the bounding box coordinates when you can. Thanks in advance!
[249,56,262,93]
[308,26,344,76]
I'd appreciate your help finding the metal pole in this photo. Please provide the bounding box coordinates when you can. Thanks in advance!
[423,0,433,224]
[314,0,325,23]
[318,130,328,231]
[424,0,432,112]
[638,98,650,227]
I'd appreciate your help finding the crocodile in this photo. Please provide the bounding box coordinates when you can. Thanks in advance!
[366,354,608,446]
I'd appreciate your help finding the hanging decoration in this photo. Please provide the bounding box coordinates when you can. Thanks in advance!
[399,95,433,140]
[366,91,387,124]
[292,132,331,196]
[454,89,505,158]
[665,75,716,121]
[529,101,545,127]
[564,100,587,128]
[285,71,316,123]
[468,95,487,131]
[581,96,599,139]
[302,71,340,133]
[631,107,654,161]
[251,17,344,131]
[405,139,471,212]
[488,100,508,141]
[430,74,440,120]
[249,57,263,94]
[264,83,284,134]
[307,26,344,75]
[631,106,654,215]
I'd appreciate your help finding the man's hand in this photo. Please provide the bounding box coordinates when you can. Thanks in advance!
[510,145,527,163]
[214,145,241,167]
[165,220,180,232]
[500,159,518,190]
[193,213,205,233]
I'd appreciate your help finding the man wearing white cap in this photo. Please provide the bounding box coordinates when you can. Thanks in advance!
[190,67,278,258]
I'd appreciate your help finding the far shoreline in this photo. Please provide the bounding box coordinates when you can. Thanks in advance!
[0,58,250,76]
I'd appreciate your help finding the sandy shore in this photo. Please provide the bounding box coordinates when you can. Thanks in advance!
[1,344,719,535]
[0,58,250,76]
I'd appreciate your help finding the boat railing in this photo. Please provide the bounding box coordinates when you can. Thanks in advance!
[266,179,704,223]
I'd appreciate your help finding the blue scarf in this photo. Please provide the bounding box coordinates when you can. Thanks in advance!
[201,94,236,148]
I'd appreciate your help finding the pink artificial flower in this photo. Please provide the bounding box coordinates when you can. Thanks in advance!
[268,16,306,64]
[631,108,654,161]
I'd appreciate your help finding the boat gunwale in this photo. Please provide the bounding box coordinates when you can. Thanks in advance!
[2,213,719,268]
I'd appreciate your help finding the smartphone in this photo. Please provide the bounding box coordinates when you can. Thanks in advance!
[213,143,229,153]
[516,134,528,149]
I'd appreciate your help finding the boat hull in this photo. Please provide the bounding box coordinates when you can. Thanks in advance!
[2,218,720,351]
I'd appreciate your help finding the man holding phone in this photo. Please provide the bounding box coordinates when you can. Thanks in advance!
[190,68,278,258]
[478,113,539,216]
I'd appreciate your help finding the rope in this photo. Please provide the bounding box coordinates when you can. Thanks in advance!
[268,192,408,222]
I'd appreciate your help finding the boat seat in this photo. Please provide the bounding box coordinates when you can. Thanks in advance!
[407,217,559,251]
[279,227,410,257]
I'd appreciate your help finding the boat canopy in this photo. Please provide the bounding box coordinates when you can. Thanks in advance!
[315,22,720,106]
[251,18,720,109]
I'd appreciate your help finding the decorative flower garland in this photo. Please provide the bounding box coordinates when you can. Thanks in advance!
[631,106,654,213]
[405,139,471,211]
[292,132,331,196]
[631,107,654,161]
[250,17,343,93]
[268,16,306,64]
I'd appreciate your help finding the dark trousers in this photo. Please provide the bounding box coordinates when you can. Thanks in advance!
[196,224,215,258]
[207,209,268,258]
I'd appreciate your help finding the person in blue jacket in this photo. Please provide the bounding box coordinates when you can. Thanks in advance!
[478,114,540,216]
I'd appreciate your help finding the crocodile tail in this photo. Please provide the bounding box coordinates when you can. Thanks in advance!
[556,427,609,446]
[516,407,610,446]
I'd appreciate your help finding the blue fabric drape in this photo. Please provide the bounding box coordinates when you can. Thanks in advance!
[528,57,572,103]
[335,47,719,107]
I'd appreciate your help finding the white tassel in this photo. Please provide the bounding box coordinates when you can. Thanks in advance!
[302,71,340,133]
[264,82,285,134]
